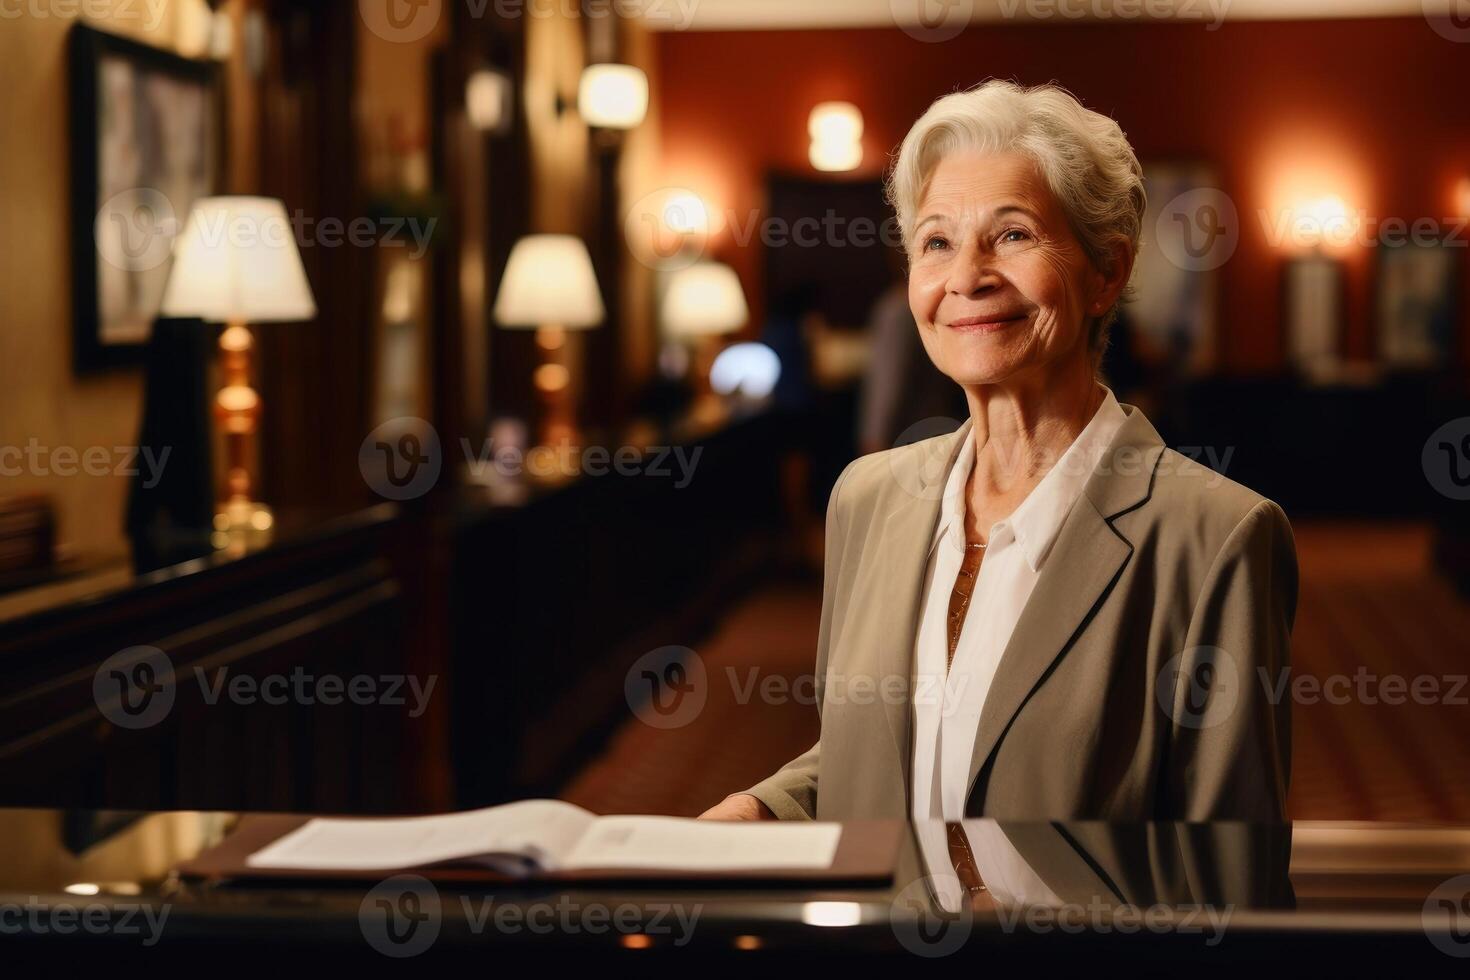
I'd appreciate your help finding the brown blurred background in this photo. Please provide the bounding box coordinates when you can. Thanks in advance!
[0,0,1467,824]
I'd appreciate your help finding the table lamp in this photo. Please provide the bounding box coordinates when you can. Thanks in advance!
[160,196,316,544]
[492,234,605,449]
[662,261,749,425]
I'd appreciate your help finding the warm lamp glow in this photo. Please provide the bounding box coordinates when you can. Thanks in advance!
[160,196,311,547]
[663,261,749,337]
[493,234,605,330]
[1455,176,1470,220]
[1256,139,1368,255]
[466,69,512,133]
[160,196,316,323]
[663,192,709,235]
[1292,194,1355,249]
[493,235,604,452]
[578,64,649,129]
[809,102,864,172]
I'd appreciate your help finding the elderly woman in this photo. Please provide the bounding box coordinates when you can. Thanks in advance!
[701,80,1298,824]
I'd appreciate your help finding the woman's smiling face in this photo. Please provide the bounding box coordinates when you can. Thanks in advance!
[907,150,1109,387]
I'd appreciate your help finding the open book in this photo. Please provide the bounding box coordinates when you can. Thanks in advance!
[229,800,859,880]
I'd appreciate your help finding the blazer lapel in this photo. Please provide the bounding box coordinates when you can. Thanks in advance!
[868,422,972,796]
[964,404,1168,809]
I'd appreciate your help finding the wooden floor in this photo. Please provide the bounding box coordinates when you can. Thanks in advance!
[561,520,1470,822]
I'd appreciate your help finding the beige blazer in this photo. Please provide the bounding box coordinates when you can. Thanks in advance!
[744,402,1298,822]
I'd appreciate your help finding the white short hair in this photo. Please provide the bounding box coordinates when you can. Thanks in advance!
[885,79,1146,350]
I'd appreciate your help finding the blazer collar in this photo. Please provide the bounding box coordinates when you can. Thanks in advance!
[910,398,1165,525]
[926,388,1131,574]
[869,400,1168,816]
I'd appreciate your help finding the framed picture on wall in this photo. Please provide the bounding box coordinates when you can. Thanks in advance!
[1375,239,1458,370]
[1130,161,1223,375]
[69,23,221,371]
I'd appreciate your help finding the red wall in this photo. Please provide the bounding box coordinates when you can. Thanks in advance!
[655,18,1470,374]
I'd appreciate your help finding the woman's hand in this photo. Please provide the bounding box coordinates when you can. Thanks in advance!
[697,793,777,820]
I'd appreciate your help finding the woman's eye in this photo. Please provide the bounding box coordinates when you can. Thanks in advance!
[1000,228,1030,244]
[923,236,948,252]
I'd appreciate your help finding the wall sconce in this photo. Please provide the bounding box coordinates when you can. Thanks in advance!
[622,188,713,271]
[577,63,649,130]
[1291,194,1354,252]
[466,68,513,134]
[809,102,863,173]
[662,191,709,235]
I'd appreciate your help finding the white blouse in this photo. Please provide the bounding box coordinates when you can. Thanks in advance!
[911,385,1128,821]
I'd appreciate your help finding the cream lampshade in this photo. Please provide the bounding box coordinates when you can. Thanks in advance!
[160,196,316,547]
[662,261,748,338]
[493,234,605,452]
[662,261,748,425]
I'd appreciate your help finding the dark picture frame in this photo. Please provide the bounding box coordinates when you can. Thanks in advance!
[1375,238,1459,371]
[1132,161,1222,375]
[69,23,222,371]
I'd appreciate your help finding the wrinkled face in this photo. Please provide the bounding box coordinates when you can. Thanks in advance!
[907,150,1108,387]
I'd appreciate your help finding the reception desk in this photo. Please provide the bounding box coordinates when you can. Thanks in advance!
[3,809,1467,970]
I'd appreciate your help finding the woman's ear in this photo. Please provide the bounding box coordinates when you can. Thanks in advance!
[1089,238,1135,315]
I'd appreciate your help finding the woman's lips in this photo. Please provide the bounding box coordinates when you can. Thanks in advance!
[946,313,1027,333]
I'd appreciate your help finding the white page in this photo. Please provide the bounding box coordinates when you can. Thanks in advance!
[559,816,841,872]
[245,800,595,871]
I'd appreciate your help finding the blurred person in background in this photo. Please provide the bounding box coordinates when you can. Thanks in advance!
[857,246,969,456]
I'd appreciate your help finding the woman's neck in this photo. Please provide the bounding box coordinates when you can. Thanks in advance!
[962,364,1104,511]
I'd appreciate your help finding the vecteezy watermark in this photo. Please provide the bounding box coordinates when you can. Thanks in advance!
[1423,417,1470,501]
[623,647,977,730]
[625,645,708,729]
[889,0,976,43]
[463,436,702,488]
[727,666,971,714]
[890,875,974,957]
[1423,873,1470,957]
[624,190,908,271]
[94,646,438,729]
[1156,187,1240,272]
[0,897,171,947]
[1256,666,1469,708]
[995,0,1230,28]
[358,874,702,958]
[1423,0,1470,43]
[1258,208,1469,252]
[94,646,176,731]
[1156,647,1470,728]
[357,0,698,44]
[0,0,166,28]
[1157,646,1241,731]
[995,899,1233,944]
[0,440,170,487]
[95,188,437,274]
[360,416,704,500]
[360,417,444,501]
[360,875,442,958]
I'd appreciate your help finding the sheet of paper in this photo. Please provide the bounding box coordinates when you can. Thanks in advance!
[560,816,842,872]
[245,800,594,871]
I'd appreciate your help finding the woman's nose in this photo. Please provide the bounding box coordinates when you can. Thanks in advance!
[944,239,1002,295]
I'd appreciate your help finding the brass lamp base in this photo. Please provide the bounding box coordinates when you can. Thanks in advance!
[529,324,583,482]
[212,499,274,554]
[211,321,272,553]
